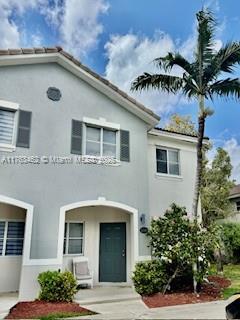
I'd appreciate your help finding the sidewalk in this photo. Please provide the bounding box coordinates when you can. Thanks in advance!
[0,293,18,319]
[79,299,228,319]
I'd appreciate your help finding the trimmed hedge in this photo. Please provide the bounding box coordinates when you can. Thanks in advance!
[38,270,77,302]
[132,260,168,296]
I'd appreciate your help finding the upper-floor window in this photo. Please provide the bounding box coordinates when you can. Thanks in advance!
[86,125,117,158]
[64,222,84,255]
[0,100,31,151]
[0,109,16,146]
[156,147,180,176]
[71,118,130,162]
[236,201,240,212]
[0,221,25,256]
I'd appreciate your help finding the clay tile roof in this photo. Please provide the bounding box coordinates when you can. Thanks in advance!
[0,46,160,122]
[230,185,240,197]
[153,127,209,140]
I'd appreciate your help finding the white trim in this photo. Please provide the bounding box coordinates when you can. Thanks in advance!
[0,195,33,265]
[0,100,20,151]
[0,53,159,127]
[0,99,19,111]
[0,144,16,152]
[149,129,207,144]
[155,173,183,180]
[83,117,120,130]
[137,255,152,261]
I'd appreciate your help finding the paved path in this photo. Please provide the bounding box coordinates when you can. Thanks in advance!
[80,299,228,319]
[0,288,230,319]
[0,293,18,319]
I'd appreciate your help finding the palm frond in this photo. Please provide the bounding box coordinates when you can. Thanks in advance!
[182,73,200,98]
[204,42,240,83]
[131,73,183,93]
[196,9,216,64]
[209,78,240,99]
[154,52,193,75]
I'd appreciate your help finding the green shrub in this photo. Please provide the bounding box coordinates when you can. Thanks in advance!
[38,270,77,302]
[132,260,168,296]
[133,205,220,296]
[221,223,240,263]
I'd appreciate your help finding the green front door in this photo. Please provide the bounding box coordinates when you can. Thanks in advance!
[99,223,126,282]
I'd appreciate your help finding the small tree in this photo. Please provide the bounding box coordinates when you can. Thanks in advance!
[148,204,220,293]
[165,114,197,136]
[201,147,234,226]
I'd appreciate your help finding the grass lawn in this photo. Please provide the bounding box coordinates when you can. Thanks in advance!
[38,311,93,320]
[210,264,240,299]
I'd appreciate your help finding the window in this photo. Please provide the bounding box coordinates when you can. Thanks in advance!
[0,221,25,256]
[64,222,84,255]
[156,148,180,175]
[0,108,16,145]
[86,125,117,157]
[236,201,240,212]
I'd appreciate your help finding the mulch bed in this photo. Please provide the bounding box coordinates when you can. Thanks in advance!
[5,300,95,319]
[143,275,232,308]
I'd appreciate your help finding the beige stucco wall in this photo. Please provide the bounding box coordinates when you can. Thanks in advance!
[0,203,26,292]
[148,133,197,217]
[63,206,131,284]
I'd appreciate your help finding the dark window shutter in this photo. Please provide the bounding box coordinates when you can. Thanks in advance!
[71,120,83,155]
[16,110,32,148]
[120,130,130,162]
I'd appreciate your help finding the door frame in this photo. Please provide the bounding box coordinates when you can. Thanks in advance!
[99,222,127,283]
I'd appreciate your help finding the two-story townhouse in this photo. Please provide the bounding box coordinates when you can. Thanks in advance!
[228,185,240,221]
[0,47,199,300]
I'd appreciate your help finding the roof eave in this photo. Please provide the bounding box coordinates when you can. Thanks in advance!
[0,52,160,127]
[149,128,209,144]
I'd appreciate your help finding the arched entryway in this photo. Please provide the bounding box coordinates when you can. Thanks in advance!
[59,198,138,285]
[0,195,33,293]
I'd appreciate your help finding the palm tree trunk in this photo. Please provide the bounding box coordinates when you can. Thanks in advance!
[192,95,206,220]
[192,95,206,294]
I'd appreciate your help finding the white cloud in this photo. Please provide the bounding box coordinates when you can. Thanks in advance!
[0,0,109,57]
[104,11,224,117]
[223,138,240,183]
[0,9,20,48]
[41,0,109,57]
[104,31,195,116]
[0,0,46,48]
[61,0,109,56]
[31,32,44,47]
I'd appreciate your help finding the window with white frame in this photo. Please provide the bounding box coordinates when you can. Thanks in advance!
[0,221,25,256]
[85,125,117,158]
[0,108,16,146]
[64,222,84,255]
[236,201,240,212]
[156,148,180,175]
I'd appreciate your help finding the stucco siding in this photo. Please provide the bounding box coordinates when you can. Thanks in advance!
[0,63,150,259]
[148,134,197,216]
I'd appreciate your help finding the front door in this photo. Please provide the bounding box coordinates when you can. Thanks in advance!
[99,223,126,282]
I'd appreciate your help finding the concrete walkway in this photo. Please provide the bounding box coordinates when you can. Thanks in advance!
[75,286,140,305]
[0,288,231,319]
[80,299,228,319]
[0,292,18,319]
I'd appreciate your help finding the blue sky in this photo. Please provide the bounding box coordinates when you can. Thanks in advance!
[1,0,240,181]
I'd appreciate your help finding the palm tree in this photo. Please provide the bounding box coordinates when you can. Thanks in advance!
[131,9,240,224]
